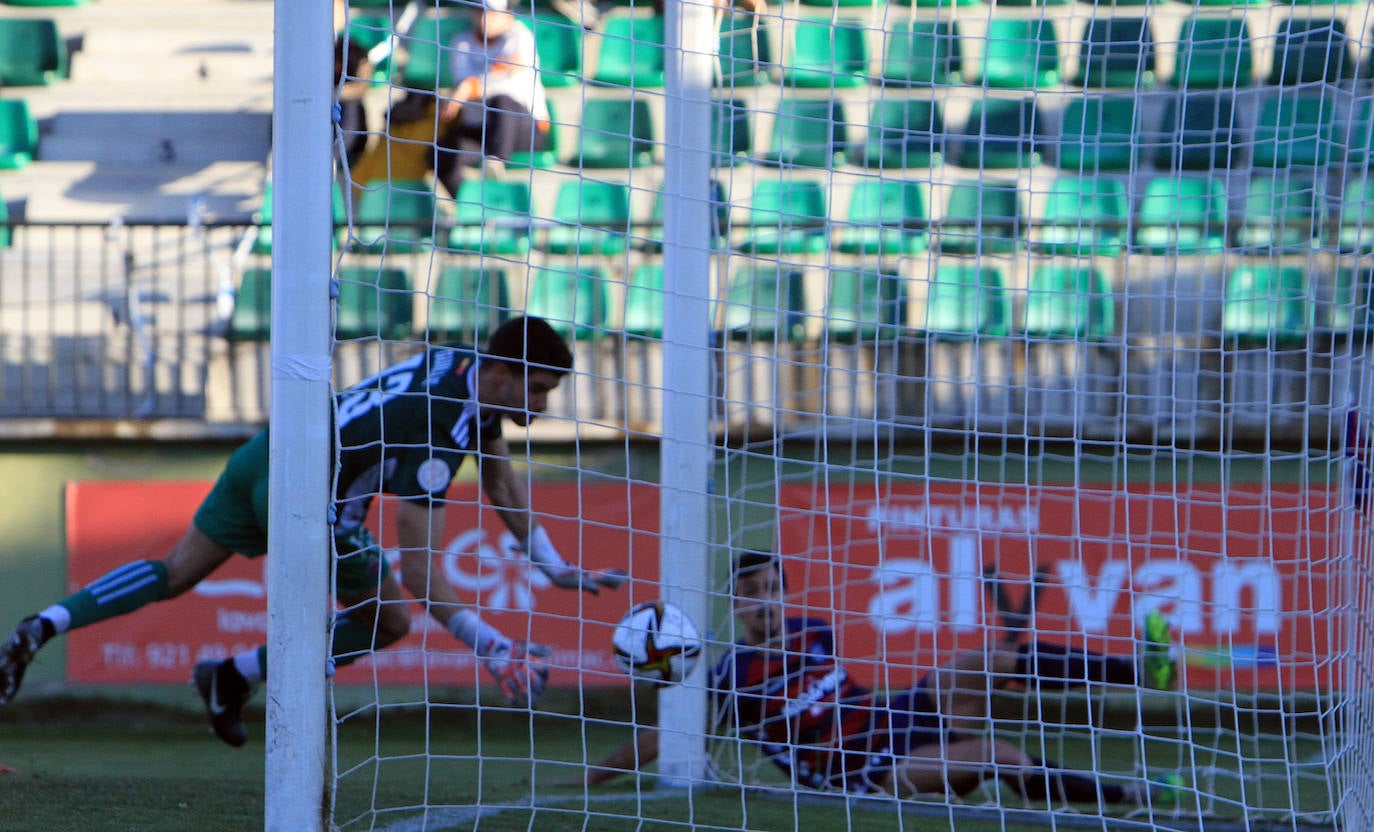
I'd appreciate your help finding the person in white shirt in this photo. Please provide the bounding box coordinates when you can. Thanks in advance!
[436,0,550,192]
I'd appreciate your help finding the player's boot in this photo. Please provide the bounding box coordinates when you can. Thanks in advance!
[192,659,253,747]
[1142,610,1178,691]
[0,616,49,706]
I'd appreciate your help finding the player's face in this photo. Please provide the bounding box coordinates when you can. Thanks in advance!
[733,567,784,644]
[482,363,562,427]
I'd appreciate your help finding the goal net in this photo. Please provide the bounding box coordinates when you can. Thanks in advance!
[281,0,1374,826]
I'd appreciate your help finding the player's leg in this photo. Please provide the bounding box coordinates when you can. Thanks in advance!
[0,520,239,707]
[884,736,1153,806]
[192,529,406,747]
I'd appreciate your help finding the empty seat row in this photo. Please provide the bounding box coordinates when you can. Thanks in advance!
[323,172,1374,261]
[230,261,1359,346]
[359,11,1374,93]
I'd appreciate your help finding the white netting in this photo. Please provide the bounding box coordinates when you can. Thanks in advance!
[304,0,1374,826]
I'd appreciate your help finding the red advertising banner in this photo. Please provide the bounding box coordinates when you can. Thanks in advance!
[778,482,1338,691]
[64,480,661,687]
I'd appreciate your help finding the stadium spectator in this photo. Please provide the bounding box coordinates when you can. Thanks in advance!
[348,91,443,195]
[0,317,626,746]
[577,551,1179,806]
[335,35,372,167]
[434,0,549,193]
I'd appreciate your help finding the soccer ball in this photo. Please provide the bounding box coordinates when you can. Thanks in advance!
[612,601,704,685]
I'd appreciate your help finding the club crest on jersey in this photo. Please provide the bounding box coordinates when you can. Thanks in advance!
[416,458,453,493]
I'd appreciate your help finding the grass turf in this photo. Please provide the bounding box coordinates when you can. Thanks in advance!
[0,695,1339,832]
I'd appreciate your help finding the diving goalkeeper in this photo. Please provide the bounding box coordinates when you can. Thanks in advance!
[581,551,1178,806]
[0,316,626,746]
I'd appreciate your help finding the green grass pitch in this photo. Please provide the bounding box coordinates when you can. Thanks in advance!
[0,693,1337,832]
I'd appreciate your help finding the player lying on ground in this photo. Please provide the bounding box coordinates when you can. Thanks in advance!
[582,551,1178,806]
[0,315,625,745]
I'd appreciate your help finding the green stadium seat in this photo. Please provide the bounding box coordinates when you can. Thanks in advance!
[345,15,395,83]
[526,265,610,340]
[1134,176,1226,255]
[836,180,928,256]
[623,264,666,339]
[532,12,582,88]
[861,99,943,169]
[979,19,1060,89]
[335,266,414,341]
[0,18,65,86]
[1329,267,1374,334]
[1036,175,1129,257]
[253,180,346,255]
[351,179,437,253]
[1339,177,1374,253]
[1073,18,1155,88]
[1222,266,1309,345]
[1057,96,1142,173]
[594,14,666,88]
[448,180,532,255]
[879,20,961,87]
[952,98,1042,170]
[918,264,1011,337]
[1023,265,1115,340]
[230,268,272,342]
[761,98,847,168]
[718,12,773,88]
[781,17,868,88]
[0,99,40,170]
[401,12,469,90]
[712,99,753,166]
[574,97,656,169]
[1155,93,1240,171]
[940,180,1022,256]
[643,179,729,253]
[542,179,631,255]
[506,98,561,169]
[1344,98,1374,169]
[0,191,9,249]
[429,267,510,344]
[825,269,905,343]
[4,0,89,6]
[1234,176,1319,253]
[1252,90,1335,168]
[1173,16,1253,90]
[1193,0,1266,7]
[722,264,808,341]
[1269,19,1353,86]
[736,179,827,255]
[896,0,979,8]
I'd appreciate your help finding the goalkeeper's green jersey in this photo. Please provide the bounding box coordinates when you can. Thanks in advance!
[332,347,502,534]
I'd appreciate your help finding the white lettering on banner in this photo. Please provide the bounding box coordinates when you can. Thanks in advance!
[863,500,1039,535]
[868,558,940,634]
[1056,559,1283,636]
[442,527,551,611]
[949,535,981,629]
[217,608,268,634]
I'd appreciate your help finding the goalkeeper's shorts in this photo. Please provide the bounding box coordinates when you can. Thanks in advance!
[194,429,271,556]
[193,429,391,599]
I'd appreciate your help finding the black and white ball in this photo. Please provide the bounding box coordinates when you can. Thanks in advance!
[612,601,704,685]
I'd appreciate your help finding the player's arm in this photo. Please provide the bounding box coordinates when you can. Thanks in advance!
[580,727,659,786]
[478,434,626,595]
[393,497,551,707]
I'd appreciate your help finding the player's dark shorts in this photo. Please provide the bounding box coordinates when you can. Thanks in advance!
[193,429,391,597]
[828,676,953,794]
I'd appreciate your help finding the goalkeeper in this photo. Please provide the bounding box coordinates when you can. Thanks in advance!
[582,551,1177,806]
[0,315,626,746]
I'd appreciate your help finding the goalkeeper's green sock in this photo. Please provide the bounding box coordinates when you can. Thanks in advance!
[50,560,170,632]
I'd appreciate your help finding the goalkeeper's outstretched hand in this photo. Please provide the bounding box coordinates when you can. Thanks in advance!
[537,564,629,595]
[517,526,628,595]
[480,640,553,708]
